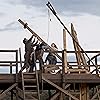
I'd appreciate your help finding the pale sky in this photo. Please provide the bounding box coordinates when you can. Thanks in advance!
[0,0,100,55]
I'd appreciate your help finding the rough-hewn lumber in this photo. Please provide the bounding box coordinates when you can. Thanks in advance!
[0,83,17,99]
[42,76,79,100]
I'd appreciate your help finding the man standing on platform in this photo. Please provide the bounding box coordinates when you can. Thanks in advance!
[19,35,37,72]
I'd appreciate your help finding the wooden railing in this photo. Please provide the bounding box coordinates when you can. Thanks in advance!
[43,50,100,74]
[0,50,18,74]
[0,50,100,74]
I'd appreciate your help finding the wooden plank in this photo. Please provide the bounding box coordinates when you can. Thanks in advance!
[42,76,79,100]
[0,74,16,83]
[0,83,17,99]
[42,73,100,83]
[67,68,89,74]
[65,84,71,89]
[0,74,100,84]
[50,84,70,100]
[71,23,87,67]
[50,92,60,100]
[0,64,16,66]
[19,48,23,68]
[0,50,17,52]
[44,66,60,73]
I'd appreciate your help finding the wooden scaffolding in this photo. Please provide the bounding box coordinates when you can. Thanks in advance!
[0,18,100,100]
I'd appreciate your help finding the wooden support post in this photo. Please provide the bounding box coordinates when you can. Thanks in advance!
[48,89,52,100]
[69,96,71,100]
[19,48,23,69]
[63,29,67,72]
[16,50,18,74]
[11,90,13,100]
[15,50,18,100]
[60,29,67,100]
[80,83,89,100]
[95,57,98,74]
[10,63,12,74]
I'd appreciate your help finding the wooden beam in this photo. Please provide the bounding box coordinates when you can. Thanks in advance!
[96,86,100,100]
[42,76,79,100]
[0,83,17,99]
[16,87,23,99]
[50,92,60,100]
[44,65,60,73]
[71,23,87,66]
[60,29,68,100]
[50,84,71,100]
[18,19,62,61]
[80,83,89,100]
[63,29,68,72]
[65,84,71,89]
[91,88,100,100]
[19,48,23,68]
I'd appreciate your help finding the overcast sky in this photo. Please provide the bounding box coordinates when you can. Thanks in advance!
[0,0,100,53]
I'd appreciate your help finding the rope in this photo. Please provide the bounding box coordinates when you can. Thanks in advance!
[47,8,50,42]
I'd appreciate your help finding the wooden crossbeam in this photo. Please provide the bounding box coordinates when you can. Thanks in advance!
[0,83,17,99]
[50,84,71,100]
[96,86,100,100]
[91,88,100,100]
[50,92,60,100]
[42,76,79,100]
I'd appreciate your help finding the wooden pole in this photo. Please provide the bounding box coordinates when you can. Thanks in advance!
[60,29,67,100]
[80,83,89,100]
[11,90,13,100]
[19,48,22,69]
[63,29,67,72]
[15,50,18,100]
[10,63,12,74]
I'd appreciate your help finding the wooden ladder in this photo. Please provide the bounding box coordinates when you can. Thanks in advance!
[21,68,40,100]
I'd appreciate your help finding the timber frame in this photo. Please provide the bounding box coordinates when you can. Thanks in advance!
[0,49,100,99]
[0,17,100,100]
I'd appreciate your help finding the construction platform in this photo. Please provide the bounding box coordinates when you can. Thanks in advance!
[0,48,100,100]
[0,18,100,99]
[0,73,100,84]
